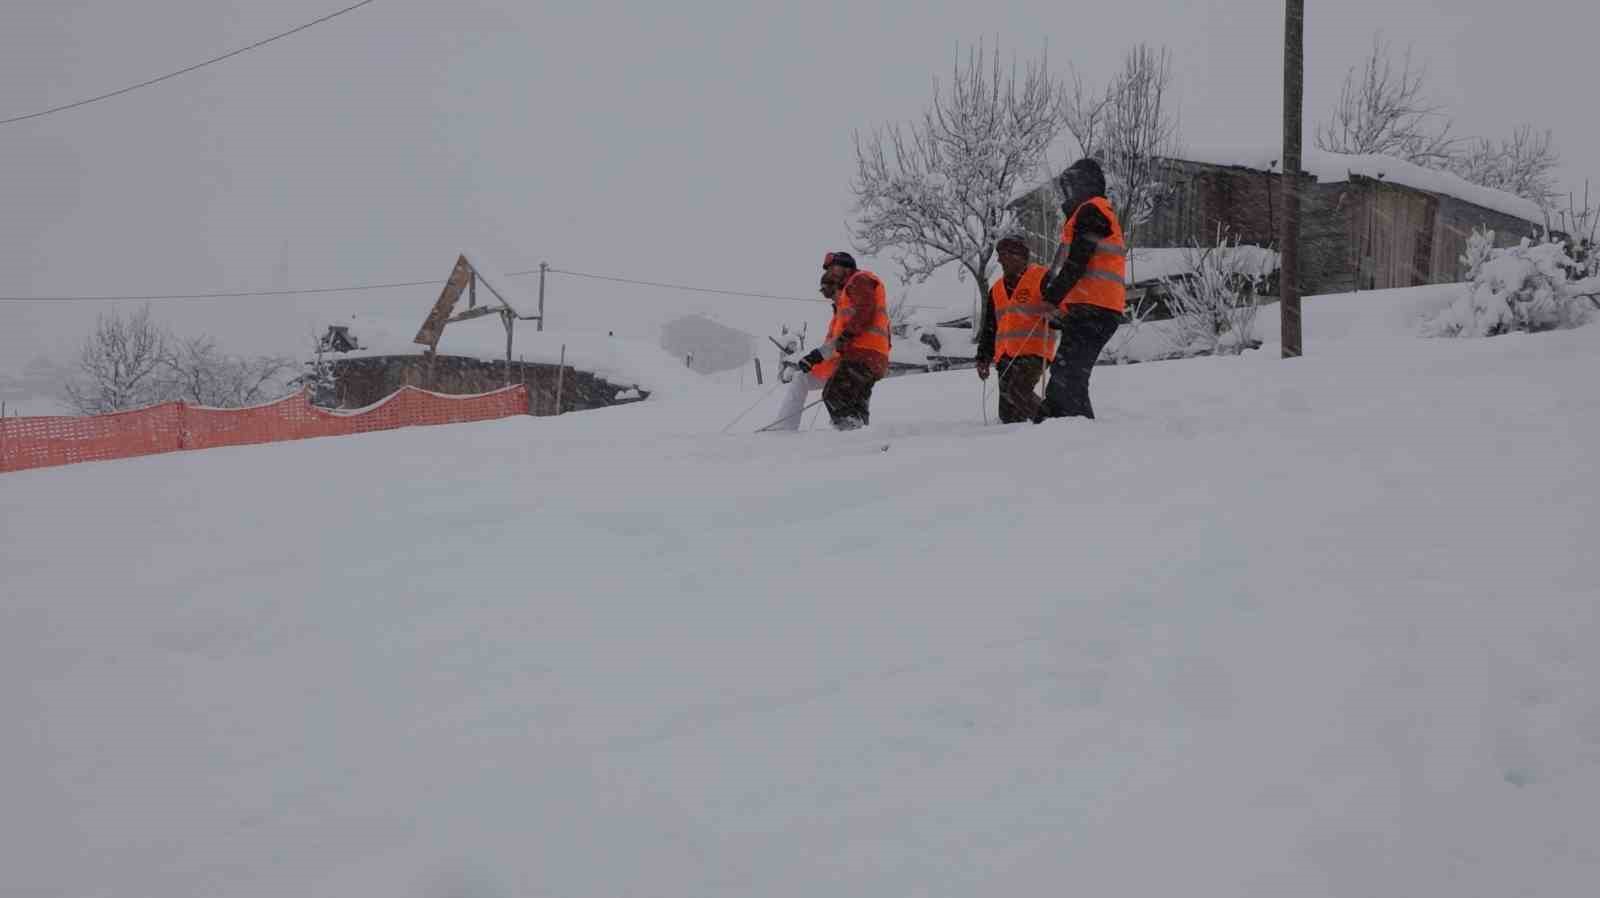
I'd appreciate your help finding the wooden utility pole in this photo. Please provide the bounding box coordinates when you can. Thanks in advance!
[1281,0,1305,358]
[502,309,514,385]
[554,344,566,415]
[537,262,548,332]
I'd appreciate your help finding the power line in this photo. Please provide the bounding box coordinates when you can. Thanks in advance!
[546,267,822,304]
[0,277,442,303]
[0,263,953,311]
[0,0,379,127]
[0,266,828,305]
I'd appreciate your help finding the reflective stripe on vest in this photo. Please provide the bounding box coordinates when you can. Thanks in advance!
[990,264,1054,361]
[1059,196,1128,314]
[814,270,891,379]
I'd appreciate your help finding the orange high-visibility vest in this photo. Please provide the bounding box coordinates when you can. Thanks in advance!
[814,270,890,380]
[990,264,1055,361]
[1059,196,1127,314]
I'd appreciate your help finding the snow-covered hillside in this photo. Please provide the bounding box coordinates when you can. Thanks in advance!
[3,287,1597,897]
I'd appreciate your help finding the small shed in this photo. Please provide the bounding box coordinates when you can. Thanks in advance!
[1010,148,1546,297]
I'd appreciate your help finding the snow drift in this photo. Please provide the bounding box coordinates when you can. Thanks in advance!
[3,285,1597,897]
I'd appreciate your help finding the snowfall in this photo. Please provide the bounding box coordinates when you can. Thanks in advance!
[3,284,1597,897]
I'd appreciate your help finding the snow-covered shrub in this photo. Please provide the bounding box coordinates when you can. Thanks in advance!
[1546,181,1600,279]
[1162,235,1267,357]
[1099,289,1158,364]
[888,293,917,337]
[1423,229,1594,337]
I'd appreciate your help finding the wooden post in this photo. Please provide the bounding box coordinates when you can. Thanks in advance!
[555,344,566,415]
[753,356,763,385]
[1280,0,1305,358]
[685,353,693,369]
[537,262,547,332]
[503,310,514,386]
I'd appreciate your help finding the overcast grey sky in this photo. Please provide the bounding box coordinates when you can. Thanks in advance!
[3,0,1595,368]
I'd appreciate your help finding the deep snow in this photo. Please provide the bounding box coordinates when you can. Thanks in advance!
[3,286,1597,897]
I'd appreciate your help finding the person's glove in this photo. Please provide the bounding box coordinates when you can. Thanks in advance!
[795,348,827,373]
[975,358,991,380]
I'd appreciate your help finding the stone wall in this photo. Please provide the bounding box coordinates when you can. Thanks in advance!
[329,355,647,416]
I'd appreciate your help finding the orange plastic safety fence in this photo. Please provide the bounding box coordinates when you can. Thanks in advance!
[1,385,528,474]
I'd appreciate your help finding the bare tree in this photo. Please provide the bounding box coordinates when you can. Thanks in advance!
[851,40,1068,325]
[1451,125,1561,209]
[1060,66,1112,172]
[62,307,296,414]
[1064,45,1182,243]
[166,336,295,408]
[62,306,172,415]
[1315,32,1458,167]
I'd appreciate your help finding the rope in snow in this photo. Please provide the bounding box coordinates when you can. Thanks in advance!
[756,396,827,433]
[719,379,785,433]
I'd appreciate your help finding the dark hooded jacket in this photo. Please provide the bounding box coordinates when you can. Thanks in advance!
[1041,161,1115,307]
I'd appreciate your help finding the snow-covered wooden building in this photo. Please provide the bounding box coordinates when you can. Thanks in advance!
[1011,148,1546,297]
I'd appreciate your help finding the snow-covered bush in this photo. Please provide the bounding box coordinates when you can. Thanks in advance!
[297,333,339,407]
[1546,182,1599,279]
[769,323,806,383]
[1423,229,1595,337]
[1162,235,1267,357]
[888,293,917,337]
[1099,289,1158,364]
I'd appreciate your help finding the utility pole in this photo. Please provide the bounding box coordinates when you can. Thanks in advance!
[1280,0,1305,358]
[537,262,548,332]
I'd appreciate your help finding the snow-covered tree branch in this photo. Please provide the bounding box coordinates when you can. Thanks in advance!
[1316,32,1458,167]
[62,307,172,415]
[166,336,296,408]
[851,41,1067,325]
[1062,44,1182,243]
[1450,125,1561,210]
[61,307,296,414]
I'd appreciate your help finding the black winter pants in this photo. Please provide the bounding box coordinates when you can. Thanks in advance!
[822,359,880,430]
[995,354,1045,424]
[1038,305,1120,421]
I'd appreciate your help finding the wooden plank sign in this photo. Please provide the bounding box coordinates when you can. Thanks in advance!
[414,255,474,349]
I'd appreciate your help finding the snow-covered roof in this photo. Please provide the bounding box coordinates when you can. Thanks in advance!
[1007,147,1546,225]
[890,325,977,366]
[1006,176,1057,208]
[341,320,708,397]
[1176,145,1546,224]
[1128,245,1280,284]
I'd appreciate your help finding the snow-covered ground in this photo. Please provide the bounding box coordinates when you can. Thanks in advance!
[4,286,1597,897]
